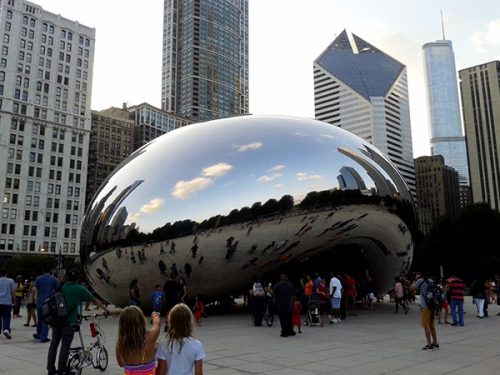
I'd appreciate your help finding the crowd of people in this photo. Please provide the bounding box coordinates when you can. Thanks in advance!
[1,266,500,373]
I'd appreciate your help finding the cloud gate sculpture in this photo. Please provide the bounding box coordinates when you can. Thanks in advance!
[81,115,416,308]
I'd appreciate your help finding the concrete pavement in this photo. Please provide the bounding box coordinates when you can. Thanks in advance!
[1,297,499,375]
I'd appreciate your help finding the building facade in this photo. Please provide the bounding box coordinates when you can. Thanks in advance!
[0,0,95,257]
[422,40,470,189]
[313,30,416,197]
[86,104,191,209]
[414,155,460,234]
[86,108,134,208]
[459,61,500,211]
[161,0,249,122]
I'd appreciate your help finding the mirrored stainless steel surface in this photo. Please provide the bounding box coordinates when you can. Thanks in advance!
[81,115,416,308]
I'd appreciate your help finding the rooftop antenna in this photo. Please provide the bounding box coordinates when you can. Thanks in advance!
[440,9,446,40]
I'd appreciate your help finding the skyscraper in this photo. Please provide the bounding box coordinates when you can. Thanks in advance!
[422,39,470,189]
[162,0,249,122]
[459,61,500,211]
[313,30,416,196]
[0,1,95,257]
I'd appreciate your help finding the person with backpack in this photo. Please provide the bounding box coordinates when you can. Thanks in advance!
[414,273,440,350]
[32,270,59,343]
[46,269,109,375]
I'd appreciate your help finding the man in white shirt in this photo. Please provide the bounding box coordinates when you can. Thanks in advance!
[329,272,343,324]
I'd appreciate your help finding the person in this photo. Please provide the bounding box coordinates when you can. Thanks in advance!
[178,277,188,303]
[471,276,486,318]
[264,282,274,317]
[435,278,449,324]
[415,273,439,350]
[156,303,205,375]
[446,274,465,326]
[116,306,161,375]
[24,277,37,327]
[328,272,342,324]
[128,279,141,308]
[47,269,110,375]
[292,295,302,333]
[163,273,180,331]
[343,273,358,317]
[13,275,25,318]
[251,276,265,326]
[393,277,408,314]
[32,270,60,343]
[273,273,295,337]
[0,268,15,339]
[151,284,164,313]
[193,295,204,326]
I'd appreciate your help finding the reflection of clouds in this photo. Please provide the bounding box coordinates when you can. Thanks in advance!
[128,212,141,222]
[268,164,285,171]
[172,162,232,199]
[140,198,164,213]
[202,162,232,177]
[296,172,321,181]
[258,173,283,182]
[128,198,165,221]
[172,177,214,199]
[238,142,262,152]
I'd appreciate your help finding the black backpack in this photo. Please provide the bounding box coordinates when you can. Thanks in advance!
[423,281,443,309]
[41,288,77,326]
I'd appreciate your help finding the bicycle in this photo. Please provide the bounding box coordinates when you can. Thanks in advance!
[67,313,109,375]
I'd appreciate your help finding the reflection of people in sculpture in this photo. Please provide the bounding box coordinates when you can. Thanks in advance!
[246,225,253,236]
[178,277,188,303]
[190,244,198,258]
[184,263,192,278]
[130,250,136,263]
[158,260,167,276]
[170,263,178,277]
[160,244,165,255]
[169,241,176,254]
[102,257,109,272]
[262,241,275,254]
[248,244,257,254]
[225,241,238,260]
[96,268,116,288]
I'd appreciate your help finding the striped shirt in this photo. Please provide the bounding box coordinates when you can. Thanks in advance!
[447,277,465,301]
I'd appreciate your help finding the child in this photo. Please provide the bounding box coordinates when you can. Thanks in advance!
[193,295,204,326]
[116,306,160,375]
[156,304,205,375]
[151,284,164,313]
[292,295,302,333]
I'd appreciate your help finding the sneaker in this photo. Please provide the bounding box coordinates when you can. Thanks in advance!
[33,333,40,340]
[431,343,440,350]
[3,330,11,339]
[422,344,433,350]
[40,338,50,343]
[450,322,458,326]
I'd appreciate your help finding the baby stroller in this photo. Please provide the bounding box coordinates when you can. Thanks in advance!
[304,299,324,327]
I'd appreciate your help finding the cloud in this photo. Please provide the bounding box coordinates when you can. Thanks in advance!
[274,183,285,188]
[268,164,285,171]
[171,177,214,199]
[258,173,283,182]
[296,172,321,181]
[171,162,233,199]
[127,212,141,222]
[469,19,500,53]
[202,162,233,177]
[238,142,262,152]
[139,198,164,213]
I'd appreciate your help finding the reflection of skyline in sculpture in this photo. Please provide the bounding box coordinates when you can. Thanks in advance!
[80,115,416,307]
[337,166,367,192]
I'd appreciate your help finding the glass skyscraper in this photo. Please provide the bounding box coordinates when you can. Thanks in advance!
[162,0,249,122]
[422,40,469,186]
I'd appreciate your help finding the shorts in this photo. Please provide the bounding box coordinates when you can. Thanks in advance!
[331,297,341,309]
[440,300,448,309]
[420,307,435,329]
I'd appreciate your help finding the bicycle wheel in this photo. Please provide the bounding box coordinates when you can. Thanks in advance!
[67,353,82,375]
[97,347,108,371]
[265,314,273,327]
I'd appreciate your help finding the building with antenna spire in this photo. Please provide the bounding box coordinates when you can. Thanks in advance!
[422,15,470,207]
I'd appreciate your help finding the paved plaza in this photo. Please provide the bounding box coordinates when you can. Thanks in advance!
[1,297,499,375]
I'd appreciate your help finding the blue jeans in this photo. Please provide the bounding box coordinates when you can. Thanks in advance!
[0,304,12,333]
[36,305,49,340]
[450,299,464,325]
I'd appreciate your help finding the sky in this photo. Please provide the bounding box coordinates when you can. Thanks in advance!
[32,0,500,158]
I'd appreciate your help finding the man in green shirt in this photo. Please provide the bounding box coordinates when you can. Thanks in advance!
[47,269,109,375]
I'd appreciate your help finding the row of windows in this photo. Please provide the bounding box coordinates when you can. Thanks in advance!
[0,239,77,253]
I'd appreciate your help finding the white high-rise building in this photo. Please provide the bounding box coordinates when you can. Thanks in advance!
[313,30,416,196]
[0,0,95,257]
